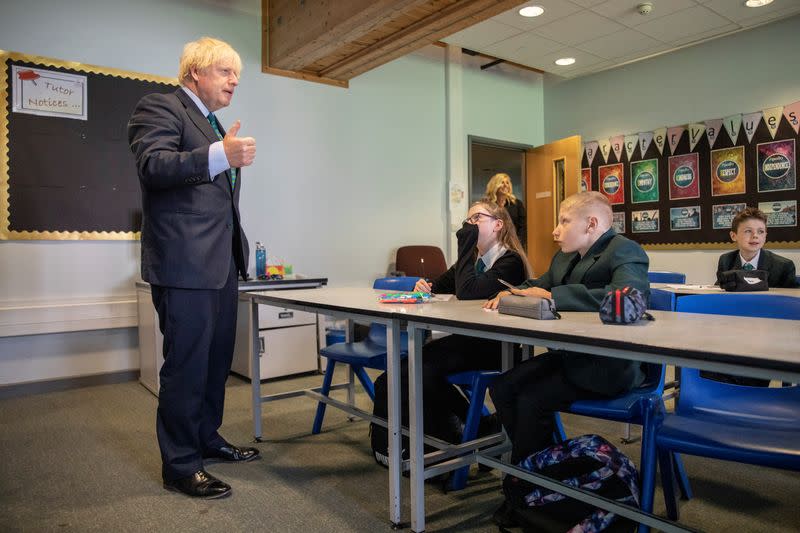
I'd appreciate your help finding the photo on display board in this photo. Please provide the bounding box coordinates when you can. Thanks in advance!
[712,203,747,230]
[758,200,797,227]
[710,146,747,196]
[630,159,659,204]
[599,163,625,205]
[757,139,796,193]
[670,206,701,231]
[581,168,592,192]
[668,153,700,200]
[631,209,659,233]
[612,212,625,233]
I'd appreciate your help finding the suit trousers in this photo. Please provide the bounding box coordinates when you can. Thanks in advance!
[151,258,238,481]
[490,352,600,464]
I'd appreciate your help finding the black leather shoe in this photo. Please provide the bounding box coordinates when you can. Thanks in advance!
[204,444,260,463]
[164,470,231,499]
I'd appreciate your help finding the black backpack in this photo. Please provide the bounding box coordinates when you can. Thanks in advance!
[500,434,640,533]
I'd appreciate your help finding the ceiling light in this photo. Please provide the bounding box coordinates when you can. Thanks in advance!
[745,0,773,6]
[519,5,545,17]
[555,57,576,66]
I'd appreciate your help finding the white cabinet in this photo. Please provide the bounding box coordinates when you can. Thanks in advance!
[230,299,319,380]
[136,285,164,396]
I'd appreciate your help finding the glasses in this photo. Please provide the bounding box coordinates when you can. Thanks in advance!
[465,212,498,225]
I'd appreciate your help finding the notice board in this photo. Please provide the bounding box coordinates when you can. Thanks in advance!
[1,50,177,240]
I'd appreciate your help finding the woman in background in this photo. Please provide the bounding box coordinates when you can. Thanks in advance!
[484,173,527,250]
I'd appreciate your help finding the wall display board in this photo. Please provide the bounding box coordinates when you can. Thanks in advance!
[1,50,177,240]
[581,102,800,249]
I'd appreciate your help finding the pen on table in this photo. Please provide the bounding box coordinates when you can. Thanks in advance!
[497,278,523,295]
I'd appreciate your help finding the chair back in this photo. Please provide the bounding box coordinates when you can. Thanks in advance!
[396,246,447,279]
[373,276,418,291]
[648,271,686,284]
[676,293,800,320]
[675,294,800,428]
[648,288,676,311]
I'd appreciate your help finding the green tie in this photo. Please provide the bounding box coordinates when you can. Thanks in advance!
[742,262,755,271]
[207,113,236,189]
[476,258,486,274]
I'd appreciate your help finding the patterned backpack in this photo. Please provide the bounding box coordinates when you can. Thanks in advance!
[501,434,640,533]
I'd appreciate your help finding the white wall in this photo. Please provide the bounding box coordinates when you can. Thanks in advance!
[543,16,800,283]
[0,0,544,384]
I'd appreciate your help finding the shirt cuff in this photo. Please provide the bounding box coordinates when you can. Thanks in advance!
[208,141,230,181]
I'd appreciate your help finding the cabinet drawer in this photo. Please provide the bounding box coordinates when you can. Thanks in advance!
[258,305,315,329]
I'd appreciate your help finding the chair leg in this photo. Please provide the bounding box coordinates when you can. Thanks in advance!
[353,366,375,402]
[449,378,489,491]
[657,448,679,521]
[637,397,659,533]
[312,359,337,434]
[672,453,692,500]
[553,412,567,443]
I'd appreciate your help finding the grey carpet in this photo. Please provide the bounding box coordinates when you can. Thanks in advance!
[0,369,797,532]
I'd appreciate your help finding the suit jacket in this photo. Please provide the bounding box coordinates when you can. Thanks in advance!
[128,89,249,289]
[519,229,650,396]
[717,249,799,289]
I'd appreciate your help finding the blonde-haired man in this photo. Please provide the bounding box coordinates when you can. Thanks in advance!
[485,192,650,523]
[128,37,257,499]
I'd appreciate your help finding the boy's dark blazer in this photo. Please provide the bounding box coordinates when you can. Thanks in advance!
[717,249,799,288]
[518,228,650,396]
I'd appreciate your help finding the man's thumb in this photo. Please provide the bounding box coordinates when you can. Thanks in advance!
[227,120,241,137]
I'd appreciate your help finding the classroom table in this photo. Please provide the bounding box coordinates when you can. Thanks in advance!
[246,287,800,533]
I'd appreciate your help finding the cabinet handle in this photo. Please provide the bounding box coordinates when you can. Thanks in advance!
[259,336,265,355]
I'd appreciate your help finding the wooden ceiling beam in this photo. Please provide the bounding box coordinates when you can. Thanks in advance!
[269,0,432,72]
[319,0,525,80]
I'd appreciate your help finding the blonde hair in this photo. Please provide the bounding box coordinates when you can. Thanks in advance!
[472,201,533,278]
[560,191,613,229]
[178,37,242,85]
[484,173,518,205]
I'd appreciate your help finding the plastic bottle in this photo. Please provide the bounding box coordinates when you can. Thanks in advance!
[255,242,266,279]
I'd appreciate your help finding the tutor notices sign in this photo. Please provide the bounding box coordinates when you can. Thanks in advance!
[12,65,87,120]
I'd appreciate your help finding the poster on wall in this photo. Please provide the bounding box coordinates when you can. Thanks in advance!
[581,168,592,192]
[712,203,747,230]
[612,212,625,233]
[757,139,796,193]
[668,153,700,200]
[631,209,659,233]
[758,200,797,227]
[670,206,701,231]
[710,146,747,196]
[630,159,659,204]
[599,163,625,205]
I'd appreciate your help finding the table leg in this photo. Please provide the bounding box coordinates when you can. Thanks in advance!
[386,319,403,527]
[409,325,426,532]
[346,320,356,421]
[251,301,263,441]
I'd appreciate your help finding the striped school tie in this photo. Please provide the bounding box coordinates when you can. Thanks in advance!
[476,258,486,274]
[207,113,236,189]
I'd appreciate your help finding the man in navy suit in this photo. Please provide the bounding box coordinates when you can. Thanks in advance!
[128,37,258,499]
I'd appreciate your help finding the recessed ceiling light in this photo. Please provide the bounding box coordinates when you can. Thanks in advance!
[519,5,545,17]
[555,57,576,66]
[745,0,773,7]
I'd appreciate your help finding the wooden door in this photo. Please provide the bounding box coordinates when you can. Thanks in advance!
[525,136,582,276]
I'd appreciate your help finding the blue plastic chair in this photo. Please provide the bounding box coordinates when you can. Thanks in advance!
[647,271,686,284]
[648,288,677,311]
[553,362,691,530]
[445,370,500,490]
[651,294,800,520]
[311,276,417,434]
